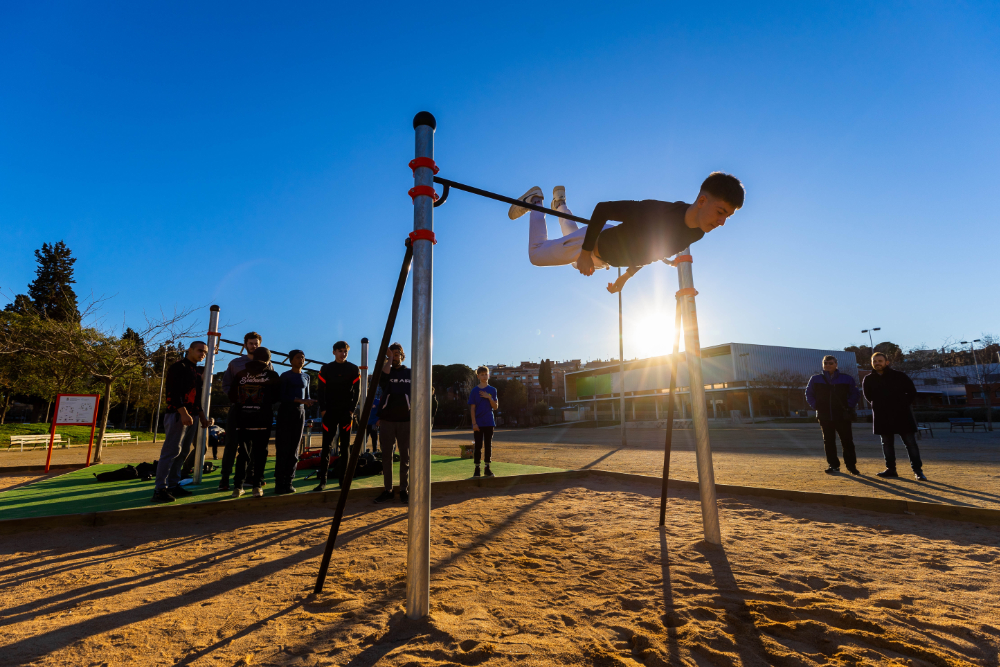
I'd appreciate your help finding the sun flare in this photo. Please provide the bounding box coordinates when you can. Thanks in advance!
[626,310,676,359]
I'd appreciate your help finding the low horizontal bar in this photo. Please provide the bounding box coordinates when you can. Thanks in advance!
[218,338,329,366]
[433,176,594,226]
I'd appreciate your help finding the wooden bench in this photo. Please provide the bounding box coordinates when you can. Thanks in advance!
[8,434,71,452]
[101,432,138,446]
[949,417,986,433]
[916,423,933,439]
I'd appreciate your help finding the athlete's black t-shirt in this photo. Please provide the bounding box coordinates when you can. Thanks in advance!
[317,361,360,415]
[582,200,705,268]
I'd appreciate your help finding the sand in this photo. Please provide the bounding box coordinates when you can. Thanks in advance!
[1,477,997,666]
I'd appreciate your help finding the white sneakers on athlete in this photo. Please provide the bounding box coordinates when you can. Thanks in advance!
[551,185,566,210]
[508,186,544,219]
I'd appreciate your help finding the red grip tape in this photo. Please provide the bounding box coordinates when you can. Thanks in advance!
[409,229,437,245]
[408,185,439,202]
[673,255,693,264]
[409,157,440,175]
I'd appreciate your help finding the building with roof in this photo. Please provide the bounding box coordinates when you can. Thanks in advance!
[563,343,858,421]
[907,364,1000,406]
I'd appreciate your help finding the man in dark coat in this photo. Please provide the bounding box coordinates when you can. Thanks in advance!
[861,352,926,480]
[805,355,860,475]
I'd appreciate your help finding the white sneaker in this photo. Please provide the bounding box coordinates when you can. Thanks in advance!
[252,486,263,498]
[508,186,544,220]
[552,185,566,210]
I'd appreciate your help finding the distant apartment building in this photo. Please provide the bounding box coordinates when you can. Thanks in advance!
[907,364,1000,406]
[489,359,582,404]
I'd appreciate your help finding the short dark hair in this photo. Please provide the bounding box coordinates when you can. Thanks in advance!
[253,346,271,363]
[822,355,837,364]
[871,352,888,362]
[333,341,350,351]
[700,172,745,209]
[476,366,489,374]
[289,349,305,360]
[244,331,262,344]
[190,340,208,349]
[389,342,405,362]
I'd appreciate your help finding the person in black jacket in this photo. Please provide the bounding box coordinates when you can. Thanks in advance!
[862,352,927,481]
[228,347,281,498]
[314,341,360,492]
[805,356,861,475]
[375,342,411,504]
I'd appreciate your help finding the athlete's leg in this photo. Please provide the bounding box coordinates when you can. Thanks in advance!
[552,185,579,236]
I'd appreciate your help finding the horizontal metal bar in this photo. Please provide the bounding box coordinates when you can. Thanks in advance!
[218,338,328,366]
[433,176,594,226]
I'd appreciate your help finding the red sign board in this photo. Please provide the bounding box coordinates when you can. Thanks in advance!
[45,394,101,472]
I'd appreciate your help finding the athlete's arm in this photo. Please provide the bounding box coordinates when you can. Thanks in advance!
[607,266,641,294]
[578,201,645,276]
[470,404,478,432]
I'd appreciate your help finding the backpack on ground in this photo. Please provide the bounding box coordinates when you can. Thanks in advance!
[93,465,139,483]
[135,461,157,481]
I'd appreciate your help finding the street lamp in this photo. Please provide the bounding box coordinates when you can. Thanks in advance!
[861,327,881,348]
[739,352,755,424]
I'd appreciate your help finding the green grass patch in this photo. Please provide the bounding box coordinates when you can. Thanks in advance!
[0,455,563,521]
[0,423,156,446]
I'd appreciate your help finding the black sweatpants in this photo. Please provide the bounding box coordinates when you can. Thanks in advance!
[819,420,856,469]
[275,403,305,490]
[220,411,254,486]
[366,425,379,453]
[242,428,271,488]
[473,426,494,466]
[317,412,353,485]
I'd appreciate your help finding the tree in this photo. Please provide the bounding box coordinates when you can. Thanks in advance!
[432,364,476,401]
[27,241,80,322]
[754,370,809,416]
[3,294,36,316]
[492,378,527,424]
[539,359,553,395]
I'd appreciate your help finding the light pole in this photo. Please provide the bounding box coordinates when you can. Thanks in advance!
[861,327,881,349]
[738,352,755,423]
[961,339,992,431]
[151,340,171,443]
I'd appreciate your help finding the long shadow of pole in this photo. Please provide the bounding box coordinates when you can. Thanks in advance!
[315,239,414,594]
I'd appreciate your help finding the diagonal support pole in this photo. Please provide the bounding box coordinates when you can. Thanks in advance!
[314,240,414,594]
[658,295,684,526]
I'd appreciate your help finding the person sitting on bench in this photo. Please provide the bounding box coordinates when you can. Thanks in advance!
[509,172,744,293]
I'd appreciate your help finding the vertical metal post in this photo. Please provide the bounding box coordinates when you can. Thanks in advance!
[152,347,168,443]
[359,337,369,446]
[675,249,721,545]
[193,305,220,485]
[408,111,436,619]
[618,268,627,446]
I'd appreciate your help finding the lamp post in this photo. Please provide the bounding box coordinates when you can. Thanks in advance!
[861,327,881,349]
[961,339,992,431]
[738,352,755,424]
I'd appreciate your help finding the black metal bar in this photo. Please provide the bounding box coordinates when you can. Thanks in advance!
[217,338,329,367]
[433,182,449,208]
[433,176,594,225]
[659,296,684,526]
[315,239,414,594]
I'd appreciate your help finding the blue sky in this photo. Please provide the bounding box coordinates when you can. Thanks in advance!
[2,1,997,367]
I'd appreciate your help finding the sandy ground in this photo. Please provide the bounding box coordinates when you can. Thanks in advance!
[1,477,998,666]
[5,423,1000,510]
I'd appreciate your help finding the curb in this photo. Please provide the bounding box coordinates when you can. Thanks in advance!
[1,469,997,535]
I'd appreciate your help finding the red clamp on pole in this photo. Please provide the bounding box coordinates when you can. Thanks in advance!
[409,229,437,245]
[409,157,439,175]
[673,255,693,264]
[408,185,439,202]
[207,330,221,337]
[676,287,699,298]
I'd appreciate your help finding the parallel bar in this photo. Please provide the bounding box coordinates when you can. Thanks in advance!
[434,176,594,226]
[408,112,436,619]
[217,339,328,367]
[314,241,414,594]
[194,305,221,485]
[659,296,684,526]
[676,248,721,544]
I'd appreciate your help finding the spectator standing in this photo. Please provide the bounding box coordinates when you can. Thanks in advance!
[375,343,410,504]
[152,341,210,503]
[314,341,360,491]
[468,366,499,478]
[208,420,224,460]
[805,355,861,475]
[228,347,281,497]
[862,352,927,481]
[366,379,382,453]
[275,349,316,494]
[219,331,271,491]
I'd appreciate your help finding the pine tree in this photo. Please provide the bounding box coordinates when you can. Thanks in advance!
[3,294,35,315]
[28,241,79,322]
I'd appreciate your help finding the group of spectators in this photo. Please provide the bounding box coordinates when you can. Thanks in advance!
[150,332,430,504]
[805,352,926,481]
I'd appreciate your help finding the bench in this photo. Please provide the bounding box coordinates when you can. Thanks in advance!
[916,423,933,439]
[949,417,986,433]
[101,432,138,446]
[8,434,71,452]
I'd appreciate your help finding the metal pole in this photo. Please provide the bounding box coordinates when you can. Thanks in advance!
[675,249,721,545]
[359,337,369,446]
[152,344,169,443]
[659,296,683,525]
[618,268,627,446]
[193,305,220,484]
[408,111,435,619]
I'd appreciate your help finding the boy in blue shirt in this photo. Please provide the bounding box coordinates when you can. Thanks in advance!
[467,365,499,478]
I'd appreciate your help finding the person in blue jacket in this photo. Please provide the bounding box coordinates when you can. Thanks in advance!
[805,355,861,475]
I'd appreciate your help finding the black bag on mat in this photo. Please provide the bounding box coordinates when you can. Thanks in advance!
[93,465,139,483]
[135,461,157,481]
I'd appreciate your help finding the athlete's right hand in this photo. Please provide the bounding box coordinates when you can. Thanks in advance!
[472,424,479,432]
[576,250,595,276]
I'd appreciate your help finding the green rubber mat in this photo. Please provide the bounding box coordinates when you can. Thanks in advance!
[0,455,563,521]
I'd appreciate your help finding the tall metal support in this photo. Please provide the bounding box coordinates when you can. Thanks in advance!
[359,337,369,419]
[408,111,436,619]
[194,305,221,484]
[152,347,168,443]
[617,268,627,446]
[674,249,721,544]
[658,296,683,526]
